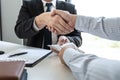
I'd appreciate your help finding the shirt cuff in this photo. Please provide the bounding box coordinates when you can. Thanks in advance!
[75,16,80,31]
[63,48,83,66]
[33,20,45,31]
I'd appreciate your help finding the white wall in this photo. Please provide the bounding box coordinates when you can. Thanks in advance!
[1,0,23,44]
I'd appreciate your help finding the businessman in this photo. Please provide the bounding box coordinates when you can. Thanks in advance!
[15,0,82,49]
[49,10,120,80]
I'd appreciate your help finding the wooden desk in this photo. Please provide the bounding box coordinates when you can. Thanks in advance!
[0,41,75,80]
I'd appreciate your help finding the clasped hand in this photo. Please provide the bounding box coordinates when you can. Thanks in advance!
[35,9,76,35]
[47,10,76,35]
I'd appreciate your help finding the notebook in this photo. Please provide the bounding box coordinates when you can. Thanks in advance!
[0,46,52,67]
[0,61,27,80]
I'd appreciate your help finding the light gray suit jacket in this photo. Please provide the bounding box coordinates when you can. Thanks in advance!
[63,48,120,80]
[75,15,120,41]
[63,16,120,80]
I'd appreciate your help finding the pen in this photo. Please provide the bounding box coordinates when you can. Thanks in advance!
[0,51,5,55]
[9,52,28,57]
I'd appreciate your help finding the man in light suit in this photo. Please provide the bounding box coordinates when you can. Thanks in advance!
[15,0,82,49]
[49,10,120,80]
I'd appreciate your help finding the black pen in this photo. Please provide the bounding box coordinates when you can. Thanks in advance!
[9,52,28,57]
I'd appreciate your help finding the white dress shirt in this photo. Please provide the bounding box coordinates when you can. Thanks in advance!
[33,0,57,45]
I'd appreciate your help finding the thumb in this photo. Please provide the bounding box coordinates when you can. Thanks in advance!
[51,10,70,22]
[51,9,56,16]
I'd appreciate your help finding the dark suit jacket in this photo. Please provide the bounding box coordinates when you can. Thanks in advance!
[15,0,82,49]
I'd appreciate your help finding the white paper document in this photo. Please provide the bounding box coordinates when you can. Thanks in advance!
[0,41,52,67]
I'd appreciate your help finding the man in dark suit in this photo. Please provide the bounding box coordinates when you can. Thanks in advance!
[15,0,82,49]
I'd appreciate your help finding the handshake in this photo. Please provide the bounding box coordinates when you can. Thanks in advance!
[35,9,77,35]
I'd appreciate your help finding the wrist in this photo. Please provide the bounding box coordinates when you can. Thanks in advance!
[69,14,76,28]
[72,15,77,25]
[35,16,46,29]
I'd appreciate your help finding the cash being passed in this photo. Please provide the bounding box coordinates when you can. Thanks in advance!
[48,42,84,53]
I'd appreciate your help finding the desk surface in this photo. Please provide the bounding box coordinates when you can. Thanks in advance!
[26,53,75,80]
[0,41,75,80]
[1,41,120,80]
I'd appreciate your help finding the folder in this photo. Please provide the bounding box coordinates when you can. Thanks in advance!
[0,61,27,80]
[0,47,52,67]
[8,48,52,67]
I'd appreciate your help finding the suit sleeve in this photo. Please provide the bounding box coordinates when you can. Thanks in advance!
[63,48,120,80]
[15,1,40,39]
[63,3,82,47]
[75,15,120,41]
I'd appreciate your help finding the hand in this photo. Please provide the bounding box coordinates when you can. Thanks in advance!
[35,12,52,29]
[50,10,77,34]
[57,36,70,46]
[35,12,73,34]
[47,14,74,35]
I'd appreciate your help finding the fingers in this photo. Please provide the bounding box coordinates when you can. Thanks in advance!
[58,39,67,45]
[47,15,74,35]
[58,15,73,31]
[51,9,56,16]
[50,10,77,35]
[58,47,66,65]
[51,10,70,22]
[57,36,70,45]
[35,12,52,29]
[50,15,74,34]
[52,10,77,29]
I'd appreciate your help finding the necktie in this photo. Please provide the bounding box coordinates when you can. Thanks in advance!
[46,3,52,12]
[43,3,52,49]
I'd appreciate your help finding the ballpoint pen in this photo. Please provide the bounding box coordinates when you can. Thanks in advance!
[0,51,5,55]
[9,52,28,57]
